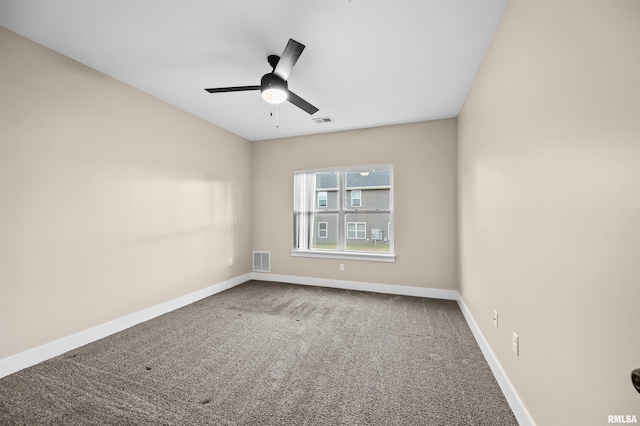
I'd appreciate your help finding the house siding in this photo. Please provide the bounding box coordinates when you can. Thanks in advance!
[347,188,390,210]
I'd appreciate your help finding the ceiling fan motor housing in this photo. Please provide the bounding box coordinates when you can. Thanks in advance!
[261,73,288,91]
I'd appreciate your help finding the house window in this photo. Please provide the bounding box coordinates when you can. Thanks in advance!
[347,222,366,239]
[351,190,361,207]
[318,222,328,238]
[318,191,327,207]
[292,166,395,262]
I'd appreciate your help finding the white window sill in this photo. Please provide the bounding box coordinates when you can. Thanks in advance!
[290,249,396,263]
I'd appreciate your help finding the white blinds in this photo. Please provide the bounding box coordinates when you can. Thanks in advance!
[292,171,315,250]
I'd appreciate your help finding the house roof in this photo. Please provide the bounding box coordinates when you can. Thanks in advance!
[346,170,391,189]
[315,169,391,190]
[316,173,338,190]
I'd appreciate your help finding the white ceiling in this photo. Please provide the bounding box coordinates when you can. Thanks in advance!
[0,0,507,142]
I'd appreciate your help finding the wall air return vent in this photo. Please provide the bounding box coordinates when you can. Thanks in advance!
[253,251,271,272]
[312,117,333,124]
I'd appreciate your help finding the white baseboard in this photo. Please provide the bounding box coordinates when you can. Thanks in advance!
[456,297,535,426]
[1,271,534,425]
[0,273,251,378]
[250,272,460,300]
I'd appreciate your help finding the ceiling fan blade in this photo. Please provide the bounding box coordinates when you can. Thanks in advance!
[205,85,260,93]
[287,90,318,115]
[274,39,305,81]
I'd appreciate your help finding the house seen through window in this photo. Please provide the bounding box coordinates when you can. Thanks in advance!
[293,166,394,261]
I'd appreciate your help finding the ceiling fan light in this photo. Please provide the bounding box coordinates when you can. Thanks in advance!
[260,73,288,105]
[262,87,288,104]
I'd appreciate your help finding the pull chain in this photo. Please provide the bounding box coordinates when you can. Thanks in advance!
[270,106,280,129]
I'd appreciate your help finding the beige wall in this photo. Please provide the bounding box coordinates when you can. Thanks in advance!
[252,120,458,290]
[4,0,638,420]
[0,28,252,358]
[458,1,640,425]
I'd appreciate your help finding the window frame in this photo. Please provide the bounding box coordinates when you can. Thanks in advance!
[347,222,366,239]
[292,165,395,263]
[317,191,327,208]
[350,190,362,207]
[318,221,328,239]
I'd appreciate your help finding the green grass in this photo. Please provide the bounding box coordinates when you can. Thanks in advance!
[346,242,390,252]
[310,242,338,250]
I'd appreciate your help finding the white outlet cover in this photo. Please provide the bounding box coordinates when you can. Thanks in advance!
[493,310,499,328]
[512,332,519,356]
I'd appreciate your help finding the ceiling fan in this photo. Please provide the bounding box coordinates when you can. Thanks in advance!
[205,38,319,115]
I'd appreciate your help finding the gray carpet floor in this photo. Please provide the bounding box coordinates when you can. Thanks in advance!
[0,280,518,425]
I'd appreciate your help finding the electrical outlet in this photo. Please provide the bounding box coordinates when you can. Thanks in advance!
[229,257,233,266]
[512,332,519,356]
[339,263,345,272]
[493,310,499,329]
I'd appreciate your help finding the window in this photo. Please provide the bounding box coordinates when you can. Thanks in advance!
[347,222,366,239]
[293,166,394,262]
[318,222,328,238]
[317,191,327,207]
[351,190,361,207]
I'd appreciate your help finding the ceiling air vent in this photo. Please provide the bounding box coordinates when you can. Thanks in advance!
[312,117,333,124]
